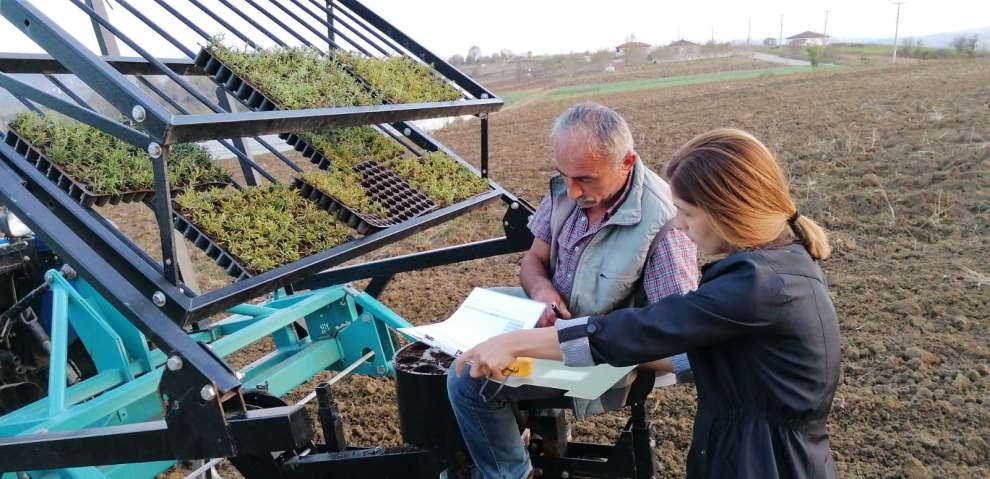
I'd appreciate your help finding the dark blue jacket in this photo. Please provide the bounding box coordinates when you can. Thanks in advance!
[556,243,840,478]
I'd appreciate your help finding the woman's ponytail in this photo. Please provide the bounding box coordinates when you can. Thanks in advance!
[791,215,831,260]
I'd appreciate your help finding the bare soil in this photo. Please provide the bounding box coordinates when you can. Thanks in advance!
[126,59,989,478]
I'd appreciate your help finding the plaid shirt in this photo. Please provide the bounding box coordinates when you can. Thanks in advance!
[527,184,699,306]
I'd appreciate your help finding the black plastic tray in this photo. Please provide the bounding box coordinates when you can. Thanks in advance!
[292,159,436,235]
[172,210,252,281]
[4,129,231,208]
[5,129,154,207]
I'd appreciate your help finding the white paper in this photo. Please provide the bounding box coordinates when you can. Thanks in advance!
[398,288,545,356]
[503,359,636,400]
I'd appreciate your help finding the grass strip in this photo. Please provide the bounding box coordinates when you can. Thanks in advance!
[174,185,351,274]
[7,112,231,195]
[386,151,489,208]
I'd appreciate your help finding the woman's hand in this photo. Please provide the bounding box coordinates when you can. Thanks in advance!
[453,328,564,379]
[453,331,521,380]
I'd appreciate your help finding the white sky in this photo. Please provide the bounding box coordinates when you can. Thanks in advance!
[0,0,987,58]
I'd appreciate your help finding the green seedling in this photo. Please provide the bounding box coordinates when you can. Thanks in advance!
[297,126,406,170]
[207,38,379,109]
[7,112,231,195]
[300,167,387,218]
[386,151,489,208]
[333,50,462,103]
[174,184,351,274]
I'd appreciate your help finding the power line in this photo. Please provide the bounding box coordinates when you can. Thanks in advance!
[892,2,905,63]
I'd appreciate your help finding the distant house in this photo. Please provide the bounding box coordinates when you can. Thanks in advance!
[786,31,830,47]
[668,39,699,48]
[615,41,651,55]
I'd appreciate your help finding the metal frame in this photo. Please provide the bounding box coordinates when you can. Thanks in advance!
[0,0,542,473]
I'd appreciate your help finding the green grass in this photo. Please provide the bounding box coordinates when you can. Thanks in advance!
[546,66,818,99]
[174,185,351,274]
[7,112,231,195]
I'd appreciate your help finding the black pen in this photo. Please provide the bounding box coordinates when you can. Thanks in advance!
[550,303,562,318]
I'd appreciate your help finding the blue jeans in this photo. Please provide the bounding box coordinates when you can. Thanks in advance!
[447,365,565,479]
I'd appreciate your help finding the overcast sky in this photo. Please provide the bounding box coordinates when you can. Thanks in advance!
[1,0,987,58]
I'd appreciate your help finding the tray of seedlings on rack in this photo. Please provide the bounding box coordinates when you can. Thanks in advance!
[172,184,352,280]
[3,112,232,207]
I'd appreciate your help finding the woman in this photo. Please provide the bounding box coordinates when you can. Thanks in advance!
[453,128,840,478]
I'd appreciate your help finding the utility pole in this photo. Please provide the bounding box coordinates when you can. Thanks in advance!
[779,14,784,48]
[821,10,830,54]
[711,24,715,44]
[747,17,752,45]
[892,2,905,63]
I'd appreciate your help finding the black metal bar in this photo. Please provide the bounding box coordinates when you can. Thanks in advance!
[282,447,443,478]
[215,87,258,186]
[151,145,180,285]
[326,0,334,49]
[481,116,489,178]
[0,0,172,139]
[0,52,200,76]
[336,0,497,99]
[45,74,93,111]
[363,274,392,298]
[113,1,302,178]
[9,92,40,113]
[154,0,212,44]
[67,0,242,141]
[134,76,278,184]
[165,99,503,144]
[0,140,192,318]
[277,0,375,56]
[190,189,505,318]
[111,0,195,59]
[186,0,260,49]
[316,383,346,453]
[298,0,388,56]
[220,0,289,48]
[0,404,311,471]
[293,236,525,292]
[84,0,120,56]
[0,72,151,148]
[316,0,403,55]
[0,159,237,394]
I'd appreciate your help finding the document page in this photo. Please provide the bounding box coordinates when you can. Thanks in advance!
[398,288,545,356]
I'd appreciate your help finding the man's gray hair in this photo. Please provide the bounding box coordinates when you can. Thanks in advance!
[550,102,635,165]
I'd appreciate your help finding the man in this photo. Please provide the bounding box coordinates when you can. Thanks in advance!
[448,102,699,479]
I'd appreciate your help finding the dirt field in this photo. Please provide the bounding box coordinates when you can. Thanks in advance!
[341,59,990,478]
[100,58,988,478]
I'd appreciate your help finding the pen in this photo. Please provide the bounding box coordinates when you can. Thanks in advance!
[550,303,562,318]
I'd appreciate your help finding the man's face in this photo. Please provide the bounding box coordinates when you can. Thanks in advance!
[552,129,632,210]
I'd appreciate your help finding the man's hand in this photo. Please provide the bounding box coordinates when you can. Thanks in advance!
[530,287,572,327]
[520,239,572,326]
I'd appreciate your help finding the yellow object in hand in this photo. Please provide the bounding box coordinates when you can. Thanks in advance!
[502,357,534,377]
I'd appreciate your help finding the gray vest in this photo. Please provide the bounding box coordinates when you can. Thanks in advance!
[548,159,677,317]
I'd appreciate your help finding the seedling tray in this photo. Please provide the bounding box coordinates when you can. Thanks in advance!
[172,210,252,281]
[293,159,436,235]
[194,48,280,112]
[4,128,230,208]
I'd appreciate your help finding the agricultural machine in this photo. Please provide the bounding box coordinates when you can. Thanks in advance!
[0,1,658,478]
